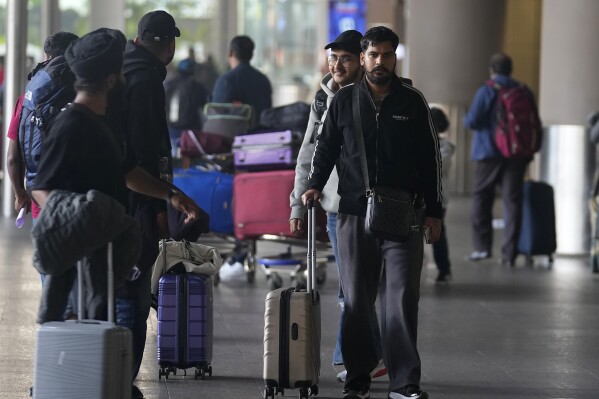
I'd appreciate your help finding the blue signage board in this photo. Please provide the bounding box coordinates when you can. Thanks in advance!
[329,0,367,42]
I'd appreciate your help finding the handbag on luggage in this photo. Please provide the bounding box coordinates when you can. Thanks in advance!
[156,271,214,380]
[233,130,298,171]
[517,180,557,264]
[173,168,234,234]
[202,102,253,139]
[33,243,133,399]
[263,199,320,398]
[233,170,328,241]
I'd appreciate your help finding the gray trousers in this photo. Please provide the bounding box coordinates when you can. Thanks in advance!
[471,158,528,261]
[337,212,424,391]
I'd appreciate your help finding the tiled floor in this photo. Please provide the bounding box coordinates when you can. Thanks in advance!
[1,195,598,399]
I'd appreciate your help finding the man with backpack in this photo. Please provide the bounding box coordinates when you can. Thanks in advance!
[6,31,78,226]
[465,53,542,267]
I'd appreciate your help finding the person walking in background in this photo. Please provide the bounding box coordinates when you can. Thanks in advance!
[164,58,210,157]
[212,35,272,123]
[465,53,538,267]
[118,10,181,399]
[303,26,441,399]
[289,29,386,383]
[429,107,455,283]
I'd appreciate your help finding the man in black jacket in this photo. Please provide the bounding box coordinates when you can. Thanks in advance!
[303,26,442,399]
[117,10,180,399]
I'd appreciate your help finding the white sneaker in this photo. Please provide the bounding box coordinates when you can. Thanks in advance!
[336,359,387,382]
[218,261,245,282]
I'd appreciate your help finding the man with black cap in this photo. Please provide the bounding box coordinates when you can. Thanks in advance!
[31,29,199,327]
[289,29,386,383]
[117,10,181,398]
[212,35,272,123]
[33,27,199,399]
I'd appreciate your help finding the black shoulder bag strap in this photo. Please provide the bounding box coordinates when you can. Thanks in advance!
[352,83,370,195]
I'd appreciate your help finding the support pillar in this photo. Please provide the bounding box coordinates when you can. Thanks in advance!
[2,0,28,218]
[538,0,599,255]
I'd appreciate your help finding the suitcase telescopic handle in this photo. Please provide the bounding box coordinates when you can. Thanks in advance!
[77,242,114,323]
[306,200,316,297]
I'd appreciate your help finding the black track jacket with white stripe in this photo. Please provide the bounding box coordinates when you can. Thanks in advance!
[307,75,443,219]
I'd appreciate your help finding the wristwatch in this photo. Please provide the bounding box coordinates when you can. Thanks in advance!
[167,188,179,203]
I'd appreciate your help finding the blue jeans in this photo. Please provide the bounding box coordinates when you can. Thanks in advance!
[328,212,382,366]
[116,271,152,381]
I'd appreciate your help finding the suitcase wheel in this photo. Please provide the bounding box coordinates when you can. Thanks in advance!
[264,386,275,399]
[244,254,256,283]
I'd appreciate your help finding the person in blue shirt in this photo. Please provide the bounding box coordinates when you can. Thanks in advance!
[212,35,272,124]
[464,53,534,267]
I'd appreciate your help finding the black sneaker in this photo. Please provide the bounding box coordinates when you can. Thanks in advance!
[435,271,451,283]
[389,385,429,399]
[343,378,370,399]
[132,385,145,399]
[343,387,370,399]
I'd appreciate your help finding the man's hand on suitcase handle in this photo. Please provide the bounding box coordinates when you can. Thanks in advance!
[301,189,321,207]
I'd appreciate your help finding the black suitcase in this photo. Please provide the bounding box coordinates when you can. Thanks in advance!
[517,181,557,264]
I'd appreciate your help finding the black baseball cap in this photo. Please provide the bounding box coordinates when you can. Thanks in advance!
[138,10,181,42]
[324,30,363,55]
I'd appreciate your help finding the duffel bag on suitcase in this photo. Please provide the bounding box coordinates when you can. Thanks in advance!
[33,243,133,399]
[173,168,234,234]
[259,102,310,131]
[202,102,253,139]
[263,200,320,398]
[233,130,298,171]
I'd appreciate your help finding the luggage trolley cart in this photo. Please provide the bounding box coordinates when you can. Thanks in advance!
[257,234,332,290]
[173,167,257,286]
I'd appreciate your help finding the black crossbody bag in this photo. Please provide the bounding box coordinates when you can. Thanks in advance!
[352,84,415,242]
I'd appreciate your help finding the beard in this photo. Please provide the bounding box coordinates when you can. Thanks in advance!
[366,66,392,85]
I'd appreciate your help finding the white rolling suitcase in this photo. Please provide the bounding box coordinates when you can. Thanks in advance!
[263,200,321,399]
[33,243,132,399]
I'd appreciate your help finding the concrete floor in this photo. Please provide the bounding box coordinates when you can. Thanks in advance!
[1,195,598,399]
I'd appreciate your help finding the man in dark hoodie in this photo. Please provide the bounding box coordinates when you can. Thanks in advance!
[117,10,180,399]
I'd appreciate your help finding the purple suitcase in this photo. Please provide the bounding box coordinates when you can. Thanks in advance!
[157,273,213,380]
[233,130,297,170]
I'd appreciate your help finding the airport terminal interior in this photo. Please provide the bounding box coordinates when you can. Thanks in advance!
[1,0,599,398]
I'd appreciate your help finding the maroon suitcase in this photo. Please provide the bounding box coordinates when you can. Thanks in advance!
[233,171,328,241]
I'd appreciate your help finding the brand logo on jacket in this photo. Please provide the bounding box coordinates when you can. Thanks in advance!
[393,115,409,121]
